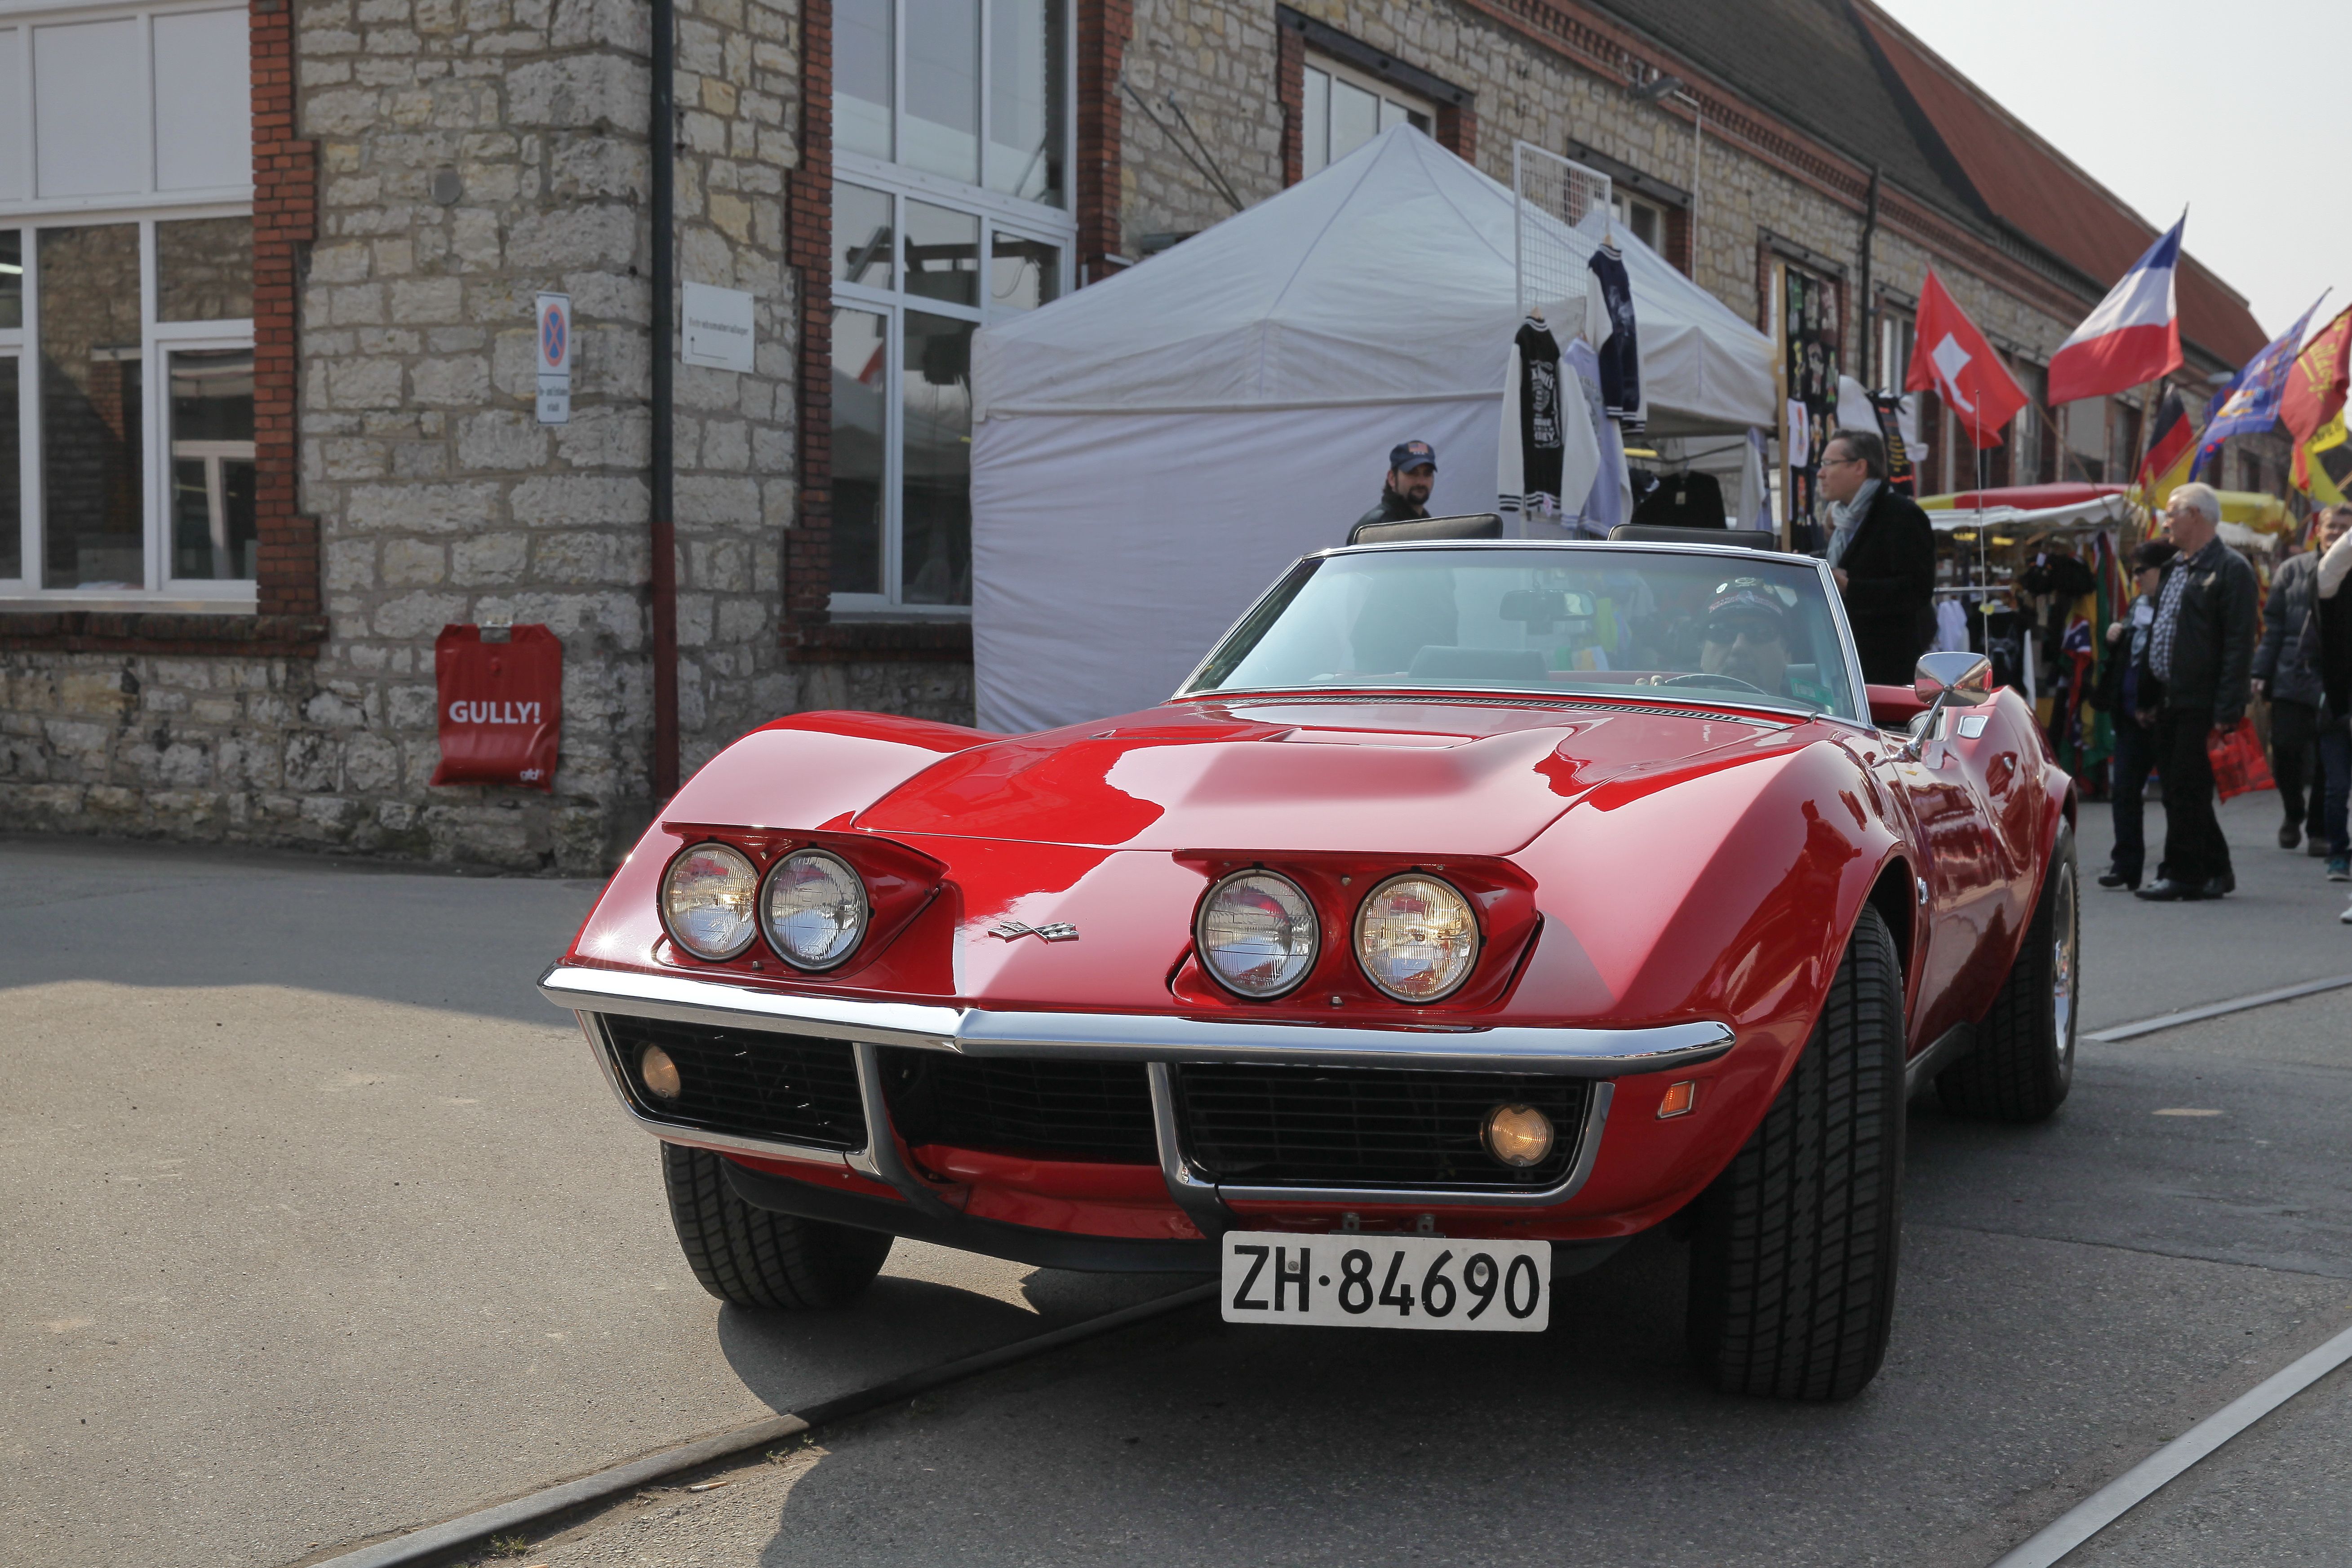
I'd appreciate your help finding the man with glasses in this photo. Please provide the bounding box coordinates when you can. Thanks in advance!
[1819,428,1937,685]
[2137,483,2259,901]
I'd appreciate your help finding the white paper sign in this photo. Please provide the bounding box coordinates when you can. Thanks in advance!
[535,292,572,424]
[682,282,756,373]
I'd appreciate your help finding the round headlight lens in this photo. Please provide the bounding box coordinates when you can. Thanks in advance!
[660,842,760,960]
[1354,874,1480,1002]
[763,849,870,970]
[1195,870,1319,999]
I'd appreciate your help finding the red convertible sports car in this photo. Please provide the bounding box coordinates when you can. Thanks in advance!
[542,533,2077,1400]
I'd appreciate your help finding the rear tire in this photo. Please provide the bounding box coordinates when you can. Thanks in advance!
[1686,904,1905,1401]
[661,1143,893,1309]
[1936,822,2078,1123]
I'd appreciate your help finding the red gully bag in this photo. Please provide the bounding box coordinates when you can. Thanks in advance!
[432,623,561,790]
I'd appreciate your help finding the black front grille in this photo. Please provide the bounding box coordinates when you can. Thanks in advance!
[879,1050,1159,1164]
[599,1014,867,1152]
[1174,1064,1589,1189]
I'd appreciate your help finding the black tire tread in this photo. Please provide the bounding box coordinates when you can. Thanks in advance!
[661,1143,892,1310]
[1687,904,1905,1401]
[1936,823,2077,1123]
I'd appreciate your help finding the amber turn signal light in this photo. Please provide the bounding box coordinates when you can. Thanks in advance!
[639,1043,683,1100]
[1482,1103,1554,1167]
[1657,1080,1697,1119]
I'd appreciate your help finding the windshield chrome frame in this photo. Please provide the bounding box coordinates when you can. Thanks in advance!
[1169,539,1874,730]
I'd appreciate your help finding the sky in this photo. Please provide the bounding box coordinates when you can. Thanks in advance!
[1873,0,2347,347]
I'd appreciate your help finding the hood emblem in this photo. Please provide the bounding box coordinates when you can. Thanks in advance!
[989,920,1079,943]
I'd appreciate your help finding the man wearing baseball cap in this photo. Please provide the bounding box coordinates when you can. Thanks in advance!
[1351,440,1438,540]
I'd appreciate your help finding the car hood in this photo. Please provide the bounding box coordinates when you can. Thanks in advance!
[854,695,1798,856]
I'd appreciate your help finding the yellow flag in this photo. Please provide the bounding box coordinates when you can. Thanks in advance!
[2301,412,2349,506]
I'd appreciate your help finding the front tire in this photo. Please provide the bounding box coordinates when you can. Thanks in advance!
[1936,822,2078,1123]
[661,1143,893,1309]
[1686,904,1906,1400]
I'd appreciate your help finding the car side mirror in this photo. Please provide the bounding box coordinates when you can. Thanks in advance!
[1900,652,1993,761]
[1912,651,1993,706]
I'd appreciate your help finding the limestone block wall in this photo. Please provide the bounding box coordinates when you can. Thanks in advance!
[288,0,802,866]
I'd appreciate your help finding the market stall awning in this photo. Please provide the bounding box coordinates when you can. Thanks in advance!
[1922,483,2126,511]
[1924,493,2131,533]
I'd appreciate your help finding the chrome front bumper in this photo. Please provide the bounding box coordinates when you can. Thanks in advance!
[541,963,1735,1233]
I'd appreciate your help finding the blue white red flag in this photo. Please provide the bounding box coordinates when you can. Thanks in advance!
[2199,297,2326,463]
[2046,218,2183,405]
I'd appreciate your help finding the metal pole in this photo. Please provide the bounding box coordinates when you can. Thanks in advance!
[649,0,679,801]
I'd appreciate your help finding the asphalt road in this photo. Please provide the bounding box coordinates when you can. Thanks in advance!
[4,783,2349,1568]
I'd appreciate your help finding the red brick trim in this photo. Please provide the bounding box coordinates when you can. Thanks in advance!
[1434,101,1477,164]
[251,0,317,619]
[1076,0,1132,280]
[1276,24,1304,188]
[0,612,328,656]
[784,0,834,633]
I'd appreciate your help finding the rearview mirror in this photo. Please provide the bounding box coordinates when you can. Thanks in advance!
[1499,589,1597,629]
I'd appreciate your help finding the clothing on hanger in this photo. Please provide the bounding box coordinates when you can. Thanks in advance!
[1582,242,1643,434]
[1497,314,1598,522]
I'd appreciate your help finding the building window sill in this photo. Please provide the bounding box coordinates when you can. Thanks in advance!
[0,611,328,657]
[781,620,974,663]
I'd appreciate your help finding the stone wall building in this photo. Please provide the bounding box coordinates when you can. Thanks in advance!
[0,0,2278,870]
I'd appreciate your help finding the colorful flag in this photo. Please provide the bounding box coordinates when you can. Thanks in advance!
[2200,297,2325,464]
[2281,307,2352,449]
[2133,388,2195,502]
[2298,412,2350,505]
[1904,269,2028,449]
[2048,218,2184,405]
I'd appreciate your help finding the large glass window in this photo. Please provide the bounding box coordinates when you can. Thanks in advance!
[40,224,145,590]
[837,0,1067,208]
[0,213,256,599]
[828,0,1072,616]
[1301,53,1431,177]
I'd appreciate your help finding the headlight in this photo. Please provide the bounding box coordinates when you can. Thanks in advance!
[1195,870,1319,999]
[763,849,870,970]
[660,842,761,960]
[1354,874,1480,1001]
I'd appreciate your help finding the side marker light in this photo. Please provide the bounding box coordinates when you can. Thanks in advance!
[1657,1081,1697,1119]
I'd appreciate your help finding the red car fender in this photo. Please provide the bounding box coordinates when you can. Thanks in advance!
[1510,734,1919,1227]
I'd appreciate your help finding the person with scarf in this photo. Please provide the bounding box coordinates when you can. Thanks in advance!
[1819,428,1936,686]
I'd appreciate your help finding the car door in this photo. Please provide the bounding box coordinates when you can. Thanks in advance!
[1875,698,2021,1050]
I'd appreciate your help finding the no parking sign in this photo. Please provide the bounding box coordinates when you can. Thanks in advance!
[536,292,572,424]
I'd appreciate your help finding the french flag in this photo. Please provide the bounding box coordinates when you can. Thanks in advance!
[2047,218,2185,406]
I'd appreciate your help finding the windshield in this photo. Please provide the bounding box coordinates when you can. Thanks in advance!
[1180,545,1862,722]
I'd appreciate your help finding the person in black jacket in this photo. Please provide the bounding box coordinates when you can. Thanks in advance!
[1350,440,1438,541]
[2253,506,2347,851]
[1819,429,1937,686]
[2088,539,2177,890]
[2311,511,2352,891]
[2136,484,2261,902]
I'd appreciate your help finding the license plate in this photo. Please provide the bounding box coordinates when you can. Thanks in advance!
[1219,1231,1550,1331]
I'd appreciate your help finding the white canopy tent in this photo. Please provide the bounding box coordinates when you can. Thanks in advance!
[970,126,1778,733]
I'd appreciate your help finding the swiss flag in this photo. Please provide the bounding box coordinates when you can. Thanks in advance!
[1905,270,2029,450]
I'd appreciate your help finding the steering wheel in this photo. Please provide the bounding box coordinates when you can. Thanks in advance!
[1660,672,1769,695]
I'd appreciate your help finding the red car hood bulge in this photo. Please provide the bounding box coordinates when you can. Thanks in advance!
[853,697,1793,857]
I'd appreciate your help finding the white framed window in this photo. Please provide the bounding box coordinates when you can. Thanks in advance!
[0,1,253,605]
[1876,309,1915,397]
[830,181,1068,612]
[830,0,1074,615]
[0,211,255,601]
[1607,191,1668,253]
[1301,52,1433,177]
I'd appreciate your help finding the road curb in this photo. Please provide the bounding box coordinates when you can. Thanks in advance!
[2086,972,2352,1042]
[305,1282,1218,1568]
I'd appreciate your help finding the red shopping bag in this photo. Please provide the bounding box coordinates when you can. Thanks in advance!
[431,624,561,790]
[2206,716,2275,802]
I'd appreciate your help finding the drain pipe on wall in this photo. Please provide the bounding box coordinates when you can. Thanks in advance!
[649,0,680,800]
[1858,165,1880,390]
